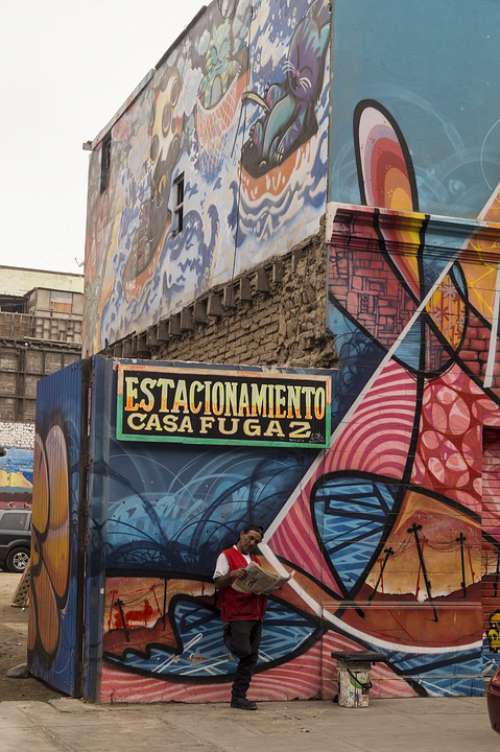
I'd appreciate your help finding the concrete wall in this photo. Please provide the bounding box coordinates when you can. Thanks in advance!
[0,267,84,297]
[0,344,80,422]
[84,0,331,355]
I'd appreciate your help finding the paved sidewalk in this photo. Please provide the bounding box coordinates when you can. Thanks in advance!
[0,696,497,752]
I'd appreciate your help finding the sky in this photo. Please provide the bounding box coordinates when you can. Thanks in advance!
[0,0,205,275]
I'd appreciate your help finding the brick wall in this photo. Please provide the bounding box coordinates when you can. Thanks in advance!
[111,231,337,371]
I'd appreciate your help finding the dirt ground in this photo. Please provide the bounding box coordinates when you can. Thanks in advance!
[0,572,61,701]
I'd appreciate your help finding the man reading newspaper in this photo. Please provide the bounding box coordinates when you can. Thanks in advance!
[213,525,288,711]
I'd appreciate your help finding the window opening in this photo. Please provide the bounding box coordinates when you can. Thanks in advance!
[173,173,184,234]
[100,133,112,194]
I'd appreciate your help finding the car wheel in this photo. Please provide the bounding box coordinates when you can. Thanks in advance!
[6,547,30,573]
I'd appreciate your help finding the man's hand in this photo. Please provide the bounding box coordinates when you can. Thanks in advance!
[231,568,248,580]
[214,567,248,590]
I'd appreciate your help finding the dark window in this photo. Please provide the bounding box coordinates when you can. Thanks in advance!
[0,512,29,531]
[359,294,371,314]
[173,173,184,234]
[100,133,112,194]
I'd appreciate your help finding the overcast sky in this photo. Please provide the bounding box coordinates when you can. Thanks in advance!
[0,0,205,275]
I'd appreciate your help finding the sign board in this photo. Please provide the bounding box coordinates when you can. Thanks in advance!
[116,364,331,449]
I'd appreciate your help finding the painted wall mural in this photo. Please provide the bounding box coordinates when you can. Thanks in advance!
[322,94,500,695]
[0,447,33,508]
[84,0,330,355]
[330,0,500,219]
[27,362,85,696]
[73,338,496,704]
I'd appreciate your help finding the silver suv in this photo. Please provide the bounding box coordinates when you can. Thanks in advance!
[0,510,31,572]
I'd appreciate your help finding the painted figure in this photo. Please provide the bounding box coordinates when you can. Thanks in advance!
[242,0,329,174]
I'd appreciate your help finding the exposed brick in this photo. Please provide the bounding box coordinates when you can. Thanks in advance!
[114,232,337,372]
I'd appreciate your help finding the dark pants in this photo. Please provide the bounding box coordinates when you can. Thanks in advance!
[224,620,262,699]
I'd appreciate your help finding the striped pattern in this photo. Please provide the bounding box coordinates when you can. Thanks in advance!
[324,360,417,479]
[100,642,322,703]
[268,464,343,596]
[100,628,418,703]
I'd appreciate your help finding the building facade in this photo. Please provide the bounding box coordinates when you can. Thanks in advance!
[81,0,500,698]
[0,267,83,507]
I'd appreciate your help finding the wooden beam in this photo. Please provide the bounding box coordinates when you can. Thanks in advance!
[207,292,223,317]
[256,267,270,294]
[180,307,193,331]
[222,284,236,308]
[146,326,158,347]
[157,321,169,342]
[272,260,283,284]
[193,299,208,324]
[239,276,252,302]
[169,315,181,337]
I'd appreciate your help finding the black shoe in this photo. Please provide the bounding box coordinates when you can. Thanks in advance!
[230,697,257,710]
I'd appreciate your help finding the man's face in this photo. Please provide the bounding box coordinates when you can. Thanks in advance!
[239,529,262,554]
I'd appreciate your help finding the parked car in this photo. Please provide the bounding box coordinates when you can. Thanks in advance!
[488,664,500,733]
[0,509,31,572]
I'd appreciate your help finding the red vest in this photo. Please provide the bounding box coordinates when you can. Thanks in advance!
[217,546,267,623]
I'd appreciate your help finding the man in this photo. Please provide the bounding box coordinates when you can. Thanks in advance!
[213,525,266,711]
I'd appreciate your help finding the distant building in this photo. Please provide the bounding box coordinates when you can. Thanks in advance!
[0,266,84,507]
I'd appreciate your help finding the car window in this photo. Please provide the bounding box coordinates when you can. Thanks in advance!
[0,512,29,531]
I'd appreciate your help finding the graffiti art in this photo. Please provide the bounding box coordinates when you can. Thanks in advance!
[0,447,33,508]
[318,97,500,696]
[27,363,84,696]
[84,0,330,356]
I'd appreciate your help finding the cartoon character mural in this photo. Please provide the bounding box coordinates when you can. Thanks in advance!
[242,0,329,172]
[233,0,330,247]
[195,0,251,180]
[83,0,330,356]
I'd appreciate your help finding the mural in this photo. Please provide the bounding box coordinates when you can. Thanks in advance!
[330,0,500,218]
[0,447,33,508]
[322,96,500,695]
[28,362,85,696]
[84,0,330,355]
[72,333,494,704]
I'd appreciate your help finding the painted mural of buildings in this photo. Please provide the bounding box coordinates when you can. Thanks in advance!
[77,0,500,701]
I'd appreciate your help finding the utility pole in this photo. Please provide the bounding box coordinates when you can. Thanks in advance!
[116,599,130,642]
[456,533,467,599]
[368,547,394,602]
[408,523,438,623]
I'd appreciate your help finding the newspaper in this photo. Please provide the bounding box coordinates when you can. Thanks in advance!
[232,561,290,595]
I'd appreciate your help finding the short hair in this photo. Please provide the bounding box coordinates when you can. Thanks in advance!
[241,524,264,537]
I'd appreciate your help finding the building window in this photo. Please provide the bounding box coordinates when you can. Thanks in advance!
[100,133,112,194]
[173,173,184,234]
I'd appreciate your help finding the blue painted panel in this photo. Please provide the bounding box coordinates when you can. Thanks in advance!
[28,361,85,696]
